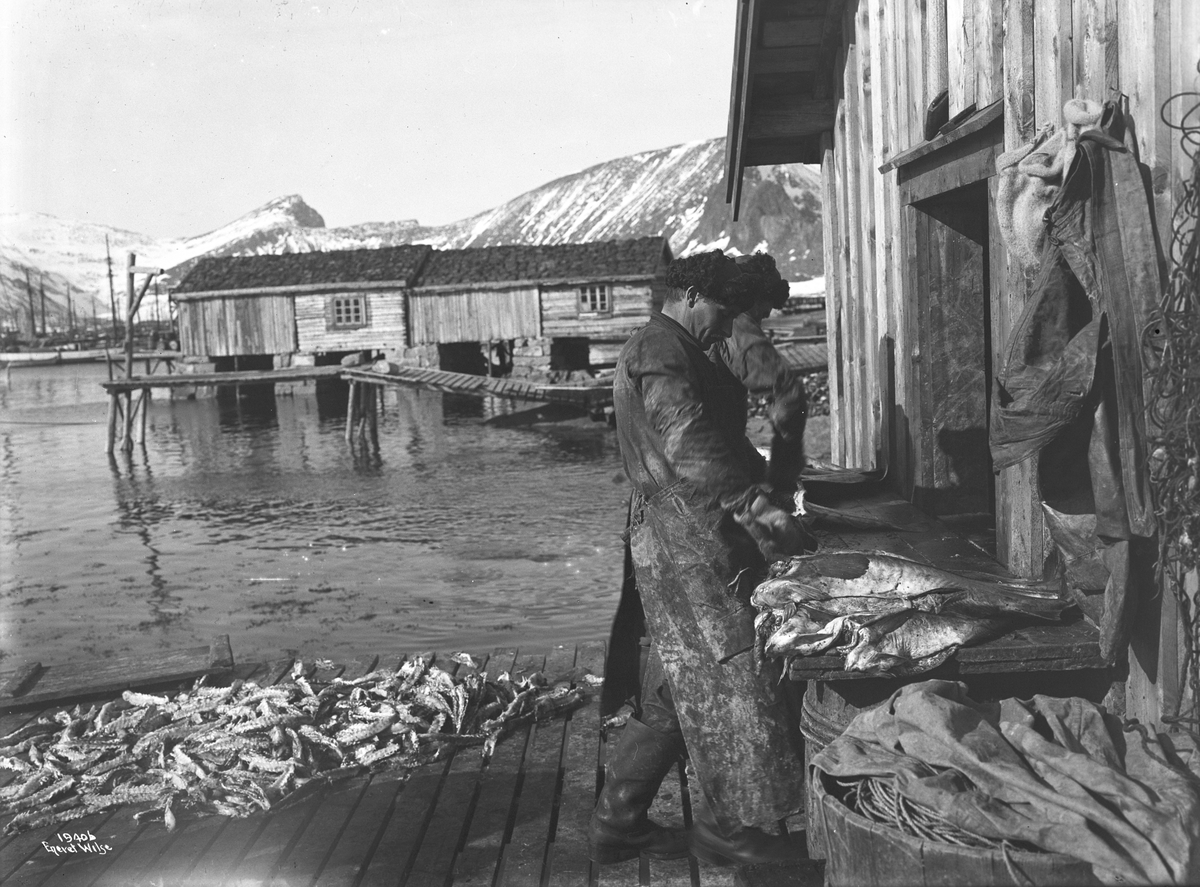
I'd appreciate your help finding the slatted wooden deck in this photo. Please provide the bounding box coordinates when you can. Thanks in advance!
[343,367,613,411]
[99,365,614,413]
[0,643,807,887]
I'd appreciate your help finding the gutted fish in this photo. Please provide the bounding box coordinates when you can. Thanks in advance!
[755,549,1065,608]
[765,612,873,657]
[842,611,1013,675]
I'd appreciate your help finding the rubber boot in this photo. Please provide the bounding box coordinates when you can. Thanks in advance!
[587,717,689,864]
[689,786,808,867]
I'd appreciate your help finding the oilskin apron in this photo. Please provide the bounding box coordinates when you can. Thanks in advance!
[627,483,805,834]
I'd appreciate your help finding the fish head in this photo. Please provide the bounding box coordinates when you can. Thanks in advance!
[750,577,827,608]
[764,611,845,657]
[842,643,906,675]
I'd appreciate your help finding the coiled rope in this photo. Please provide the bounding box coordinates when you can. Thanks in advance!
[1149,67,1200,725]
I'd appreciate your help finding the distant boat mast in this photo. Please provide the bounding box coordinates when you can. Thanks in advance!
[106,235,118,340]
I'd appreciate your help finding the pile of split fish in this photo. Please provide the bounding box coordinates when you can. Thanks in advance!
[0,655,595,835]
[752,550,1071,675]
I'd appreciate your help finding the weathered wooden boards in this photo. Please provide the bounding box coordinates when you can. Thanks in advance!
[817,0,1199,725]
[101,365,343,392]
[0,642,756,887]
[343,365,614,410]
[0,636,234,712]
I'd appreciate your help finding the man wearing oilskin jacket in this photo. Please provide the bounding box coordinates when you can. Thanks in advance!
[587,250,810,867]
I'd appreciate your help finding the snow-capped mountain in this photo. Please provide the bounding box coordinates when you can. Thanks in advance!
[0,138,823,332]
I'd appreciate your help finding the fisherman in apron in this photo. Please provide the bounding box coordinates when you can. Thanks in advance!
[589,250,810,867]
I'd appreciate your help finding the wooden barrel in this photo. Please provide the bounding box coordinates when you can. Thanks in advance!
[798,671,1114,861]
[800,679,897,858]
[812,770,1101,886]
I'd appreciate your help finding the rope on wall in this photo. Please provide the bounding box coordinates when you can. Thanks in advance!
[1149,68,1200,725]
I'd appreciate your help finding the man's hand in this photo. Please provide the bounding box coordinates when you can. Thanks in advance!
[735,490,817,562]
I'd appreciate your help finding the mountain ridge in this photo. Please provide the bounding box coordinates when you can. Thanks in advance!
[0,138,822,332]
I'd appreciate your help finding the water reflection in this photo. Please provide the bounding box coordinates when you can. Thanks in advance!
[1,363,627,666]
[108,448,184,632]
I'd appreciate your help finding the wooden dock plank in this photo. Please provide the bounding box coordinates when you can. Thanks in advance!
[450,651,545,887]
[312,655,430,887]
[0,662,275,887]
[265,776,373,887]
[544,640,606,887]
[0,636,234,712]
[96,657,299,887]
[219,784,327,886]
[404,651,497,886]
[3,807,125,887]
[353,656,465,887]
[207,642,351,882]
[102,366,343,392]
[495,644,578,887]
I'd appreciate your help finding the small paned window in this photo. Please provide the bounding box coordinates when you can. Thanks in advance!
[330,296,367,329]
[579,284,611,315]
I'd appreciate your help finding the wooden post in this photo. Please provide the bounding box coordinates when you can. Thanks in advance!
[356,384,371,441]
[345,381,357,442]
[137,389,148,445]
[367,384,380,451]
[105,394,116,454]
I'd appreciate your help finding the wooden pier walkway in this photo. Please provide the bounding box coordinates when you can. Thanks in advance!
[98,364,613,411]
[343,367,613,410]
[0,642,800,887]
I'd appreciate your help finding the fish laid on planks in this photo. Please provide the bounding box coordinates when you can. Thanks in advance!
[0,656,596,835]
[751,550,1072,676]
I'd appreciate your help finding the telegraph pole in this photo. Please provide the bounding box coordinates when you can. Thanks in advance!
[66,283,74,334]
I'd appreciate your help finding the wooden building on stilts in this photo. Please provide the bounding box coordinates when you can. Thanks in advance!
[725,0,1200,729]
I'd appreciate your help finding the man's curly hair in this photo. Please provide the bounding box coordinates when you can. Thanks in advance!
[734,253,791,310]
[664,250,753,311]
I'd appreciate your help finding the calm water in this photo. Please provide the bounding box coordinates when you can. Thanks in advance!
[0,362,629,670]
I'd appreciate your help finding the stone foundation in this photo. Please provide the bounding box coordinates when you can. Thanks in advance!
[510,337,552,378]
[392,345,440,368]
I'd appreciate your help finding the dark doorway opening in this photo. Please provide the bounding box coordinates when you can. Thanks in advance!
[213,354,275,373]
[911,180,996,554]
[438,342,487,376]
[550,337,591,371]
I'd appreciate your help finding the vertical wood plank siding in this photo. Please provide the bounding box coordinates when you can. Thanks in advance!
[408,288,540,345]
[178,296,297,357]
[816,0,1200,725]
[295,290,406,354]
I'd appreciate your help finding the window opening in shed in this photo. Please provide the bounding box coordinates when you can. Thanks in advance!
[579,285,611,314]
[331,296,367,329]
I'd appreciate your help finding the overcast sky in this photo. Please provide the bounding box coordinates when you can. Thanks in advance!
[1,0,736,239]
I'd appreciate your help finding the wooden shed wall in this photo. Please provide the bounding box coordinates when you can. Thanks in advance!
[407,287,541,345]
[540,282,659,339]
[823,0,1200,727]
[176,295,296,358]
[294,290,406,354]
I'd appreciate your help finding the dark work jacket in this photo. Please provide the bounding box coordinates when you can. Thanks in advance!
[614,311,761,507]
[602,311,765,715]
[712,313,808,490]
[991,104,1159,539]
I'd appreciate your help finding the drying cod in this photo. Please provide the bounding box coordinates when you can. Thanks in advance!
[753,549,1065,614]
[841,611,1013,675]
[0,655,595,836]
[752,549,1071,675]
